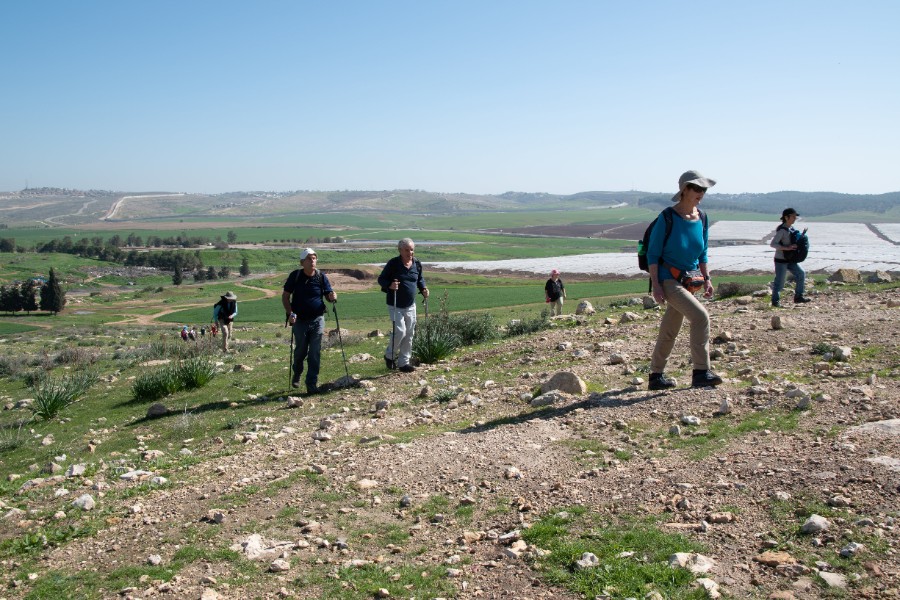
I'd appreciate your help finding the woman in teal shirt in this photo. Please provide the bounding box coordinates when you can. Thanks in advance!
[646,170,723,390]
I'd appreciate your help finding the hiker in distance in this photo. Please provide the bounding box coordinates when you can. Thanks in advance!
[282,248,337,395]
[378,238,429,373]
[544,268,567,316]
[646,170,722,390]
[212,291,238,352]
[770,208,811,307]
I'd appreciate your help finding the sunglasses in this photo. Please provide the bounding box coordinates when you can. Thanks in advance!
[686,183,708,193]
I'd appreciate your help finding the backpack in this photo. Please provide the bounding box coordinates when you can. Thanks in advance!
[637,207,708,271]
[782,227,809,263]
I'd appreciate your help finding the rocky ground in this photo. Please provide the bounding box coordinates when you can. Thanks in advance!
[2,283,899,600]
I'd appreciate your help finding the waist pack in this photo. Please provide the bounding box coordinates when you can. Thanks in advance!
[669,266,705,293]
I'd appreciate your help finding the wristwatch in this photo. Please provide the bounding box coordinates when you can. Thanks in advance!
[703,276,710,281]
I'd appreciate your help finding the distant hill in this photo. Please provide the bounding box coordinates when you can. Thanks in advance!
[1,187,898,226]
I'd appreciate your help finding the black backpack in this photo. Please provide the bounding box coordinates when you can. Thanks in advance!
[781,227,809,263]
[637,207,708,271]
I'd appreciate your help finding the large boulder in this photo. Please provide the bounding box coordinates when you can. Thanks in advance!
[575,300,595,315]
[829,268,860,283]
[868,271,892,283]
[540,371,587,395]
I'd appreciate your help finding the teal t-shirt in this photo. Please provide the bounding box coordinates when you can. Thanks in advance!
[646,210,708,281]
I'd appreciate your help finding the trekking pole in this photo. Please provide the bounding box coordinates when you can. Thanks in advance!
[331,302,351,380]
[286,315,293,389]
[391,284,398,369]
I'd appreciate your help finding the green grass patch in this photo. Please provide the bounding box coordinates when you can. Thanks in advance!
[666,409,801,460]
[312,562,455,600]
[522,508,707,599]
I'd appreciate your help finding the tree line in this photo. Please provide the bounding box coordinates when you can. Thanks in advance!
[0,268,65,315]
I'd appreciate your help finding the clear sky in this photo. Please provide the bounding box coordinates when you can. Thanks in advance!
[2,1,898,196]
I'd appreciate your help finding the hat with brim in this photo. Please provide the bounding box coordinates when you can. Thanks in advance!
[222,291,237,300]
[672,170,717,202]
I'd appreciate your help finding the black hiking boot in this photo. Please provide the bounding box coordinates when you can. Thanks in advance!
[794,296,812,303]
[399,364,416,373]
[384,356,397,370]
[691,369,723,388]
[648,372,676,391]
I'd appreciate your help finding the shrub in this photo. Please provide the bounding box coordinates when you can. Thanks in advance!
[0,420,29,452]
[132,357,218,401]
[433,389,460,403]
[176,356,217,389]
[413,325,460,364]
[445,312,498,346]
[132,365,182,402]
[717,281,766,299]
[31,371,97,420]
[506,309,552,337]
[54,346,100,367]
[0,355,26,379]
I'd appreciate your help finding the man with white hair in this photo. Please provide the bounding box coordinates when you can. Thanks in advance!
[378,238,429,372]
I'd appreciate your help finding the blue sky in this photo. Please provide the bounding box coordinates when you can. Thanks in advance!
[2,1,898,195]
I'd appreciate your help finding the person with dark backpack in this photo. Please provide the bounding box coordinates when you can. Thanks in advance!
[770,208,811,307]
[544,269,566,316]
[645,170,723,390]
[378,238,429,372]
[212,291,238,352]
[282,248,337,394]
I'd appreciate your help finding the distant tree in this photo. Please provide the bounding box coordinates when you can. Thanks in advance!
[0,237,15,252]
[239,258,250,277]
[227,230,238,244]
[172,259,184,286]
[20,280,38,314]
[206,266,218,280]
[218,266,230,279]
[39,268,66,314]
[193,269,207,283]
[0,286,14,313]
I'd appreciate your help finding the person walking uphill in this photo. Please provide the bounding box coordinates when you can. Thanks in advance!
[545,269,566,316]
[212,291,238,352]
[378,238,429,373]
[282,248,337,395]
[646,170,722,390]
[770,208,811,307]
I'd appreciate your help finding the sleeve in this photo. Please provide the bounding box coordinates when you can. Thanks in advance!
[699,215,708,265]
[322,274,334,296]
[645,212,667,267]
[232,304,238,317]
[416,260,426,291]
[212,304,220,321]
[770,227,787,249]
[283,270,297,293]
[377,259,395,293]
[545,280,552,294]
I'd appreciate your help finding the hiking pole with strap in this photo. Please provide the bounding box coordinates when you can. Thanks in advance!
[331,301,351,381]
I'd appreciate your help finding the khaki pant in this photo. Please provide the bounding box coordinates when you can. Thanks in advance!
[550,297,564,316]
[218,320,233,352]
[650,279,710,372]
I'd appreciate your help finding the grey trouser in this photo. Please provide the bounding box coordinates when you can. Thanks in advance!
[385,304,417,367]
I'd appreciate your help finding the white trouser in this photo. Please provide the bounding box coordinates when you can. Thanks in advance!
[385,304,417,367]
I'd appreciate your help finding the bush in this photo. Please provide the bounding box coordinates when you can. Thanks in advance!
[176,356,216,389]
[132,357,218,401]
[506,309,552,337]
[717,281,767,299]
[444,312,498,346]
[0,355,26,379]
[31,371,97,420]
[413,323,460,364]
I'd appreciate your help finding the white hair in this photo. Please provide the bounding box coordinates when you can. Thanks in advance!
[398,237,415,250]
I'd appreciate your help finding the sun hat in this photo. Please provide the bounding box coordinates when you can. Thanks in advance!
[672,170,717,201]
[550,269,560,276]
[300,248,317,261]
[222,291,237,300]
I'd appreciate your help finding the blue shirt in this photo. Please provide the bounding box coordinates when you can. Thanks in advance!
[646,210,708,281]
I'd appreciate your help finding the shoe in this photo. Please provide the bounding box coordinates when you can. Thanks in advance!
[771,301,782,308]
[692,369,723,388]
[384,356,397,370]
[291,378,301,389]
[399,364,416,373]
[794,296,812,304]
[306,385,320,396]
[648,372,676,390]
